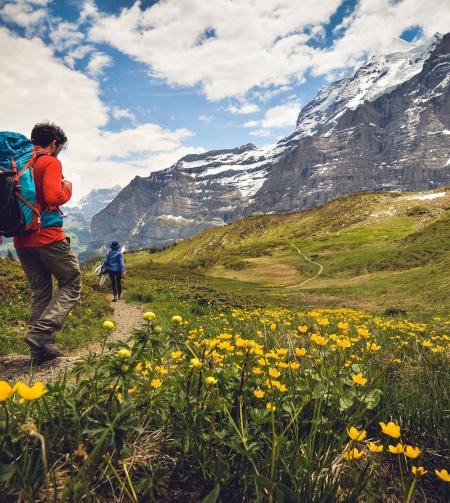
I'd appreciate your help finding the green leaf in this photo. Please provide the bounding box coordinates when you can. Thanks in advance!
[0,462,16,482]
[339,395,354,411]
[201,484,220,503]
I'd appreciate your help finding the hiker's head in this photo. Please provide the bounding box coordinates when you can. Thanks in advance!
[31,122,68,157]
[111,241,120,250]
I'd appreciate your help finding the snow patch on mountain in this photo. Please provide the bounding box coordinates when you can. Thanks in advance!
[293,34,442,140]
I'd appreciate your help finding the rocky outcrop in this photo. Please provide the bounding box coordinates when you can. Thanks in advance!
[88,32,450,255]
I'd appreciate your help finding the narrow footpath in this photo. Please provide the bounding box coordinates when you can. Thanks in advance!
[0,297,144,383]
[285,242,324,289]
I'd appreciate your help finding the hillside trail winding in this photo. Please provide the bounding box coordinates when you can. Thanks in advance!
[285,242,324,289]
[0,296,144,383]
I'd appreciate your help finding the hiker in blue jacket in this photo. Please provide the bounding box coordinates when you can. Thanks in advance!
[103,241,125,302]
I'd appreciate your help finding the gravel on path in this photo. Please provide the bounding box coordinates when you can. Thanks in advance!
[0,297,144,383]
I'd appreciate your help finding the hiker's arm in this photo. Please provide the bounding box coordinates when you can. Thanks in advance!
[120,254,125,273]
[42,158,72,207]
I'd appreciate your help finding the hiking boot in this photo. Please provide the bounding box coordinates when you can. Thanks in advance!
[30,351,60,365]
[25,336,63,362]
[113,296,118,302]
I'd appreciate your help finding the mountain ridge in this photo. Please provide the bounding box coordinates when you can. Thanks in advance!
[88,32,450,256]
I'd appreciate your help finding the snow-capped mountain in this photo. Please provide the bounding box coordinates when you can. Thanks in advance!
[88,32,450,255]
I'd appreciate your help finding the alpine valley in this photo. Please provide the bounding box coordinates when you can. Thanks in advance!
[87,32,450,256]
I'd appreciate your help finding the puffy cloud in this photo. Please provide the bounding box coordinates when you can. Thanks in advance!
[0,0,49,32]
[49,21,85,51]
[87,0,450,101]
[198,115,213,123]
[311,0,450,76]
[111,108,135,121]
[227,102,260,114]
[85,51,113,78]
[88,0,341,100]
[244,101,301,136]
[0,28,200,200]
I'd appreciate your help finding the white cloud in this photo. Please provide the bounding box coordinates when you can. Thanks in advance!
[0,28,201,200]
[64,44,94,68]
[85,51,113,78]
[49,21,85,51]
[111,108,135,121]
[244,101,301,136]
[88,0,341,100]
[0,0,48,32]
[311,0,450,76]
[86,0,450,101]
[227,102,260,114]
[198,114,213,123]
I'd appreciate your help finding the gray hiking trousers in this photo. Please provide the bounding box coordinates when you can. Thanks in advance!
[16,237,82,344]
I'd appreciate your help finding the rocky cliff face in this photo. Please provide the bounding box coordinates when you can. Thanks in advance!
[89,33,450,255]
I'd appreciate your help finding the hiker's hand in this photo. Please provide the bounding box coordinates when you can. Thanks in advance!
[123,272,126,277]
[62,180,72,192]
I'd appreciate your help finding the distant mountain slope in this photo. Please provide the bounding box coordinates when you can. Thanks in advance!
[63,185,121,255]
[140,188,450,314]
[89,32,450,256]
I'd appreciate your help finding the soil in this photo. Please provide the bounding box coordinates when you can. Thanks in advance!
[0,296,144,383]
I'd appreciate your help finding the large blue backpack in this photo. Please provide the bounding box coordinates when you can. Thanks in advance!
[0,132,46,237]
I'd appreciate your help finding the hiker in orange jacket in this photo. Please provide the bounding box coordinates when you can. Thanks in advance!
[14,122,81,364]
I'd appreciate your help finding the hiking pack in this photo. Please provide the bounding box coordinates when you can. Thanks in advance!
[0,132,47,237]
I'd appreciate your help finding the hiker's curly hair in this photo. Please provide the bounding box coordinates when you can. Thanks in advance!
[31,122,68,148]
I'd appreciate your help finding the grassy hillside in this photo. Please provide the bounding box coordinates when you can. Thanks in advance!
[141,188,450,316]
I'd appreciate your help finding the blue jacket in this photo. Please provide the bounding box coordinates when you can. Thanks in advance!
[103,249,125,273]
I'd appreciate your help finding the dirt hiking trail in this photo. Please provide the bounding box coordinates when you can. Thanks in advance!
[0,297,143,383]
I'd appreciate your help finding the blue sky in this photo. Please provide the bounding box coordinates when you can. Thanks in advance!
[0,0,447,200]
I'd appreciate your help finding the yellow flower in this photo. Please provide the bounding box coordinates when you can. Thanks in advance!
[143,311,156,321]
[412,466,427,476]
[347,426,367,441]
[117,348,131,360]
[368,442,384,453]
[343,448,364,460]
[366,342,381,351]
[337,338,351,349]
[422,339,432,347]
[311,334,327,346]
[190,357,202,368]
[254,389,265,398]
[205,376,217,386]
[171,315,183,324]
[352,373,367,385]
[150,379,162,388]
[388,443,404,454]
[435,469,450,482]
[269,323,277,331]
[268,368,281,378]
[252,367,263,375]
[298,325,308,333]
[14,382,48,400]
[317,318,329,326]
[0,381,14,401]
[257,358,267,366]
[103,320,115,330]
[357,328,370,337]
[379,421,401,438]
[289,362,300,369]
[404,445,421,459]
[338,322,348,330]
[171,350,183,359]
[266,402,276,412]
[295,347,306,357]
